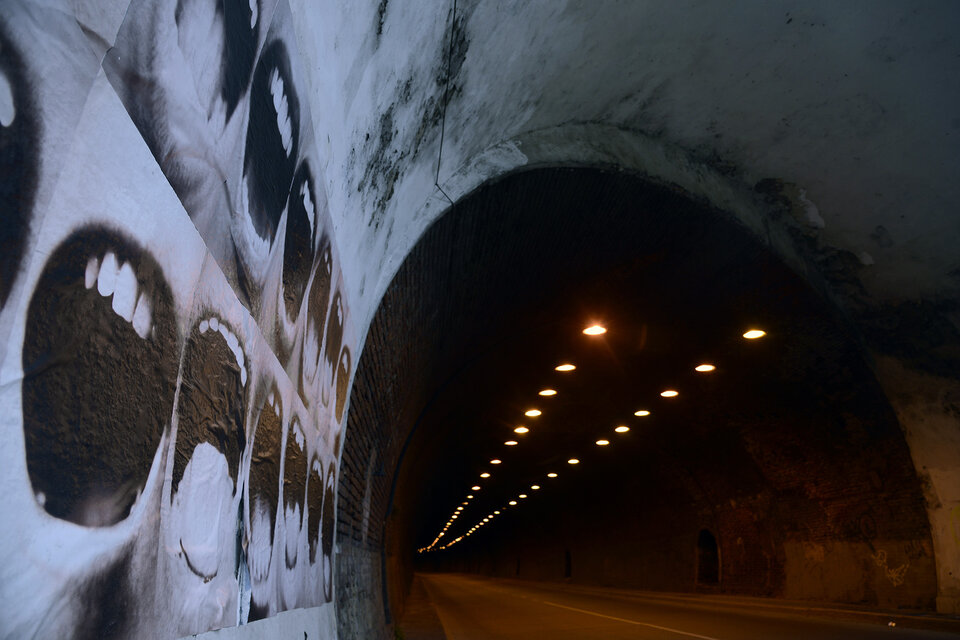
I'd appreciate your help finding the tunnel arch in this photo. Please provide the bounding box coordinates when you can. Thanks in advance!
[336,165,936,639]
[697,529,720,586]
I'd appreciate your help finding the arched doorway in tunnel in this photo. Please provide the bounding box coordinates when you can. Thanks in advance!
[335,166,937,639]
[697,529,720,586]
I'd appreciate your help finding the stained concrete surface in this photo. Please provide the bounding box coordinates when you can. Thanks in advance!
[414,573,960,640]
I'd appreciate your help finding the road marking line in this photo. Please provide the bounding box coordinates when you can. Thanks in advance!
[541,601,722,640]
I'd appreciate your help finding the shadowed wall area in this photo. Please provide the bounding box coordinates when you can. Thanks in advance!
[337,167,936,638]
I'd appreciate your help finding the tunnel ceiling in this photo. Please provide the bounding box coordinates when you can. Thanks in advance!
[340,166,930,599]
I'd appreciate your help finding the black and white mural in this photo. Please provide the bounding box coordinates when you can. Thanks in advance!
[0,0,353,637]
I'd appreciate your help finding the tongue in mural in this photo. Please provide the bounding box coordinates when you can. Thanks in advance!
[21,226,178,527]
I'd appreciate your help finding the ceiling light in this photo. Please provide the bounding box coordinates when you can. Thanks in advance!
[555,364,576,372]
[568,458,580,465]
[472,485,481,491]
[743,329,766,339]
[634,410,650,417]
[531,485,540,490]
[467,495,474,499]
[509,500,517,506]
[456,507,463,511]
[539,389,557,396]
[524,409,541,417]
[494,511,500,514]
[660,390,678,398]
[505,440,518,446]
[519,494,528,499]
[695,364,716,372]
[615,425,630,433]
[483,518,489,522]
[514,426,529,434]
[596,439,609,446]
[452,514,458,518]
[462,502,468,505]
[547,472,558,478]
[480,473,490,478]
[583,324,607,335]
[490,459,502,465]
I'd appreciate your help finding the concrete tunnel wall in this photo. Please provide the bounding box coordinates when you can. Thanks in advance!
[0,1,959,639]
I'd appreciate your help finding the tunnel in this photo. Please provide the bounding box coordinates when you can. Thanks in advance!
[1,1,959,639]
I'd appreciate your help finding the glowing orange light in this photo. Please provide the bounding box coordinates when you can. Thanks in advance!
[490,459,502,465]
[695,364,716,372]
[519,494,528,499]
[494,510,500,515]
[531,485,540,490]
[555,364,576,372]
[615,425,630,433]
[583,324,607,336]
[456,507,463,511]
[509,500,517,506]
[743,329,766,339]
[480,473,490,478]
[514,426,529,434]
[635,410,651,416]
[596,439,609,446]
[472,485,481,491]
[660,390,678,398]
[505,440,518,446]
[539,389,557,396]
[483,518,489,522]
[467,495,474,499]
[547,472,558,478]
[568,458,580,465]
[525,409,542,417]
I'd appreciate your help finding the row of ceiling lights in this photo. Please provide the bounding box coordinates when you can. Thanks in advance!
[419,324,767,553]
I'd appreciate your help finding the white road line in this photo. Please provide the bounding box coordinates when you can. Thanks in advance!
[541,601,722,640]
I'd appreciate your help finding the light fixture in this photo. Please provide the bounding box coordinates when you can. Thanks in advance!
[472,485,481,491]
[490,459,502,465]
[660,390,678,398]
[583,324,607,335]
[539,389,557,396]
[456,507,463,511]
[547,472,558,478]
[483,518,489,522]
[505,440,518,446]
[494,511,500,515]
[480,473,490,478]
[462,502,468,505]
[695,364,716,372]
[524,409,542,417]
[634,410,650,417]
[555,364,576,372]
[743,329,766,339]
[514,426,529,434]
[531,485,540,490]
[509,500,517,506]
[467,495,474,499]
[568,458,580,465]
[615,425,630,433]
[519,494,528,499]
[596,439,609,446]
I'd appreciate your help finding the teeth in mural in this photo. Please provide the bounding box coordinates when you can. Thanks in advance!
[249,0,258,29]
[270,69,293,157]
[213,319,247,387]
[268,391,275,409]
[295,429,305,449]
[97,251,119,296]
[132,291,153,339]
[301,180,315,232]
[84,256,99,289]
[0,67,14,127]
[35,491,45,507]
[199,319,209,333]
[210,316,219,332]
[111,261,138,322]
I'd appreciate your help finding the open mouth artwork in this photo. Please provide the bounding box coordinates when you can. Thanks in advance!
[218,0,261,120]
[299,236,332,406]
[21,226,179,527]
[280,160,318,325]
[282,417,306,570]
[171,315,248,584]
[248,384,283,619]
[240,39,300,262]
[0,23,37,310]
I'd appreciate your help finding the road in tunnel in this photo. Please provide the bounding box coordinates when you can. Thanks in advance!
[410,573,960,640]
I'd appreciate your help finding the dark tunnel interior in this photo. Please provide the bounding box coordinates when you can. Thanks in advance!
[336,167,935,625]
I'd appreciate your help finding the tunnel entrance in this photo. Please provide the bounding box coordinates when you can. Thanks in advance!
[338,166,937,638]
[696,529,720,586]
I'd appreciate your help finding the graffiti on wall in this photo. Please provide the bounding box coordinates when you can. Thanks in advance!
[0,0,352,637]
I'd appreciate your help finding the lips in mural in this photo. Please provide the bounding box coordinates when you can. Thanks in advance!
[307,455,323,565]
[299,237,332,406]
[219,0,261,120]
[280,161,317,324]
[241,39,300,255]
[282,417,306,570]
[171,316,247,584]
[21,226,178,527]
[0,23,39,309]
[320,290,345,408]
[248,384,282,619]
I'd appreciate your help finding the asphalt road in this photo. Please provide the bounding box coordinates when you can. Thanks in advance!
[416,573,960,640]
